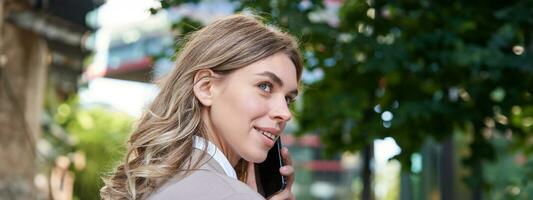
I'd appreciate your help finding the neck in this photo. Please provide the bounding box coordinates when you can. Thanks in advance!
[201,108,241,167]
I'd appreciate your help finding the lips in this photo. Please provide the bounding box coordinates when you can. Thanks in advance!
[254,126,280,142]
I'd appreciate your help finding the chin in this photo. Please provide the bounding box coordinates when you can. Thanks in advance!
[244,150,268,163]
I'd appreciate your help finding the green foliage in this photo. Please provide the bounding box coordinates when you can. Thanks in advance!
[67,107,133,200]
[485,135,533,200]
[47,97,134,200]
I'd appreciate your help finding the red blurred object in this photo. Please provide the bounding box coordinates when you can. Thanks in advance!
[304,160,343,172]
[281,134,321,148]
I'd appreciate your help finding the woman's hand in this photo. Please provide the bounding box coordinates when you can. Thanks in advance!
[246,147,296,200]
[269,146,295,200]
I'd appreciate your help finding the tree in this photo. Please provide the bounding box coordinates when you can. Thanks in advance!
[0,1,48,199]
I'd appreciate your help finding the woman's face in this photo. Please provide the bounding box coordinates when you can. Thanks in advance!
[209,53,298,164]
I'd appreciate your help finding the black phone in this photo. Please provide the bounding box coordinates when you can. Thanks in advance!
[255,138,287,199]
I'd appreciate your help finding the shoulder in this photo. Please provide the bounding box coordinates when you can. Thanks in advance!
[146,169,264,200]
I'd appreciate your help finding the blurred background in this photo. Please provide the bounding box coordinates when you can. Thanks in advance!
[1,0,532,200]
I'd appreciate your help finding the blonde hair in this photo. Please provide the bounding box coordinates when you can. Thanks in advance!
[100,14,303,199]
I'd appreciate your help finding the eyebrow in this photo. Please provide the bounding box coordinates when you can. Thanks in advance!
[256,71,299,97]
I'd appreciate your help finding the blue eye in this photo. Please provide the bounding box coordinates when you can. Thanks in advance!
[258,83,272,92]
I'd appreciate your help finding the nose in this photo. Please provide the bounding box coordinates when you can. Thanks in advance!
[270,96,292,123]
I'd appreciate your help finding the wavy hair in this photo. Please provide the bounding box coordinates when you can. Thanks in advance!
[100,14,303,199]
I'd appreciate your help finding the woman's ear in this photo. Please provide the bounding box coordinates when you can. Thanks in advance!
[193,69,217,106]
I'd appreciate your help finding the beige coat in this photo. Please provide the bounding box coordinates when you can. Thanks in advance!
[146,150,265,200]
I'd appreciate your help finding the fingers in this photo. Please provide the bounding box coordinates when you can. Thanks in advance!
[281,147,293,166]
[279,147,295,190]
[280,165,294,175]
[267,188,295,200]
[267,147,296,200]
[280,165,295,190]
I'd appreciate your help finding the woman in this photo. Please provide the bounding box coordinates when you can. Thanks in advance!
[101,14,302,200]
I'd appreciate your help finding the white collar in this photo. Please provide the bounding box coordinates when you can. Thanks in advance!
[192,136,237,179]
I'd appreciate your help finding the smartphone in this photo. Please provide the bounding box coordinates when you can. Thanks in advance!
[255,138,287,199]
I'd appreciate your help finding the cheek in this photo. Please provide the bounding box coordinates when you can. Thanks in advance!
[240,94,268,118]
[212,87,269,129]
[230,90,269,121]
